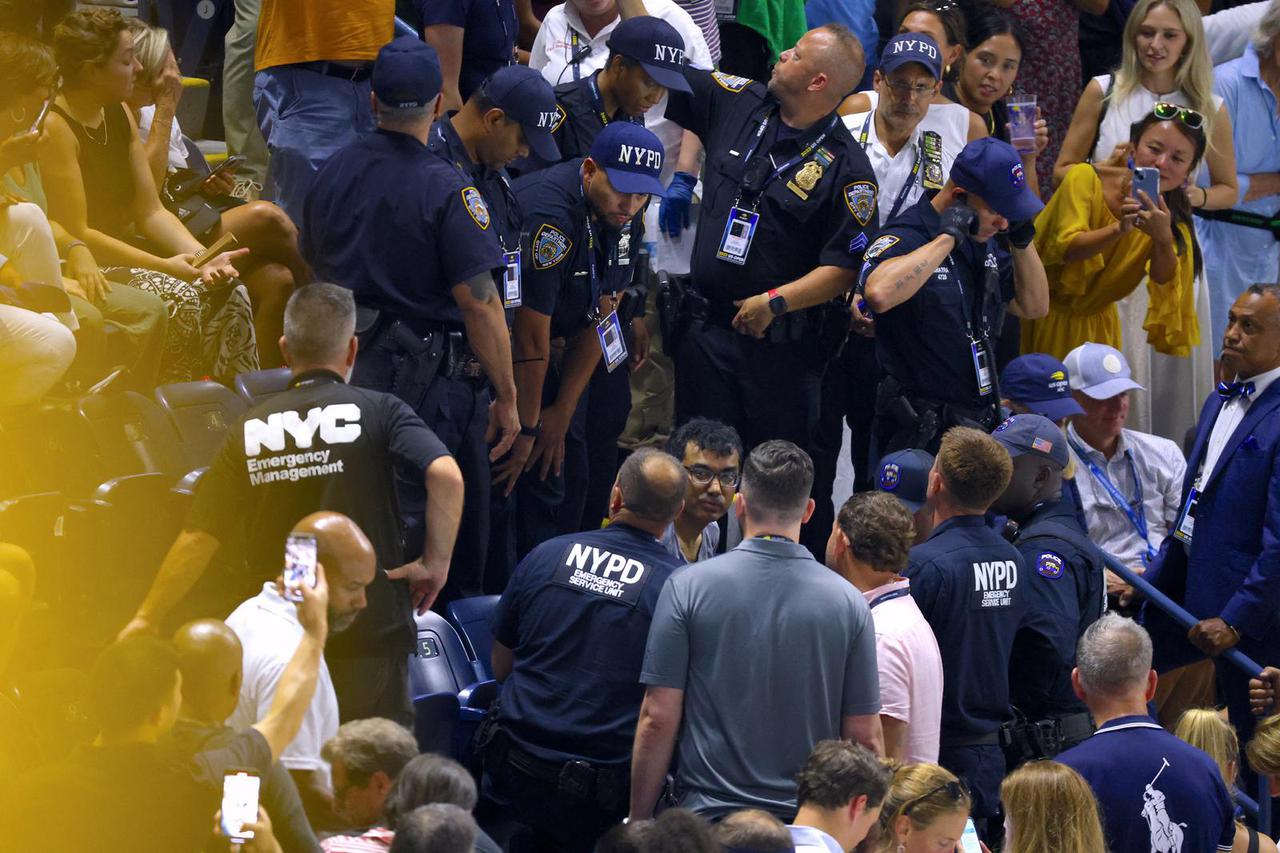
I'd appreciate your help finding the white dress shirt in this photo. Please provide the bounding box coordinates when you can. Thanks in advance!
[1067,422,1186,572]
[1198,364,1280,487]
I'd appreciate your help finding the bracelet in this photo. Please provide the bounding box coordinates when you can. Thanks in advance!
[519,423,541,438]
[66,240,87,253]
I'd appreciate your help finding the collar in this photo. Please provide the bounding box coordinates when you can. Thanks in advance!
[1014,497,1068,527]
[563,4,618,42]
[736,535,812,558]
[437,114,476,171]
[927,514,988,540]
[861,576,910,605]
[1241,43,1262,80]
[788,825,844,853]
[288,368,346,388]
[766,101,840,151]
[1094,714,1162,733]
[1235,362,1280,400]
[1067,421,1129,461]
[374,127,429,151]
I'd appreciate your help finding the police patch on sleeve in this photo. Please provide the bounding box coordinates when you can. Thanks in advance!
[549,103,567,134]
[532,224,572,270]
[550,540,653,607]
[461,187,490,230]
[711,71,752,93]
[844,181,877,226]
[863,234,900,260]
[1036,552,1065,580]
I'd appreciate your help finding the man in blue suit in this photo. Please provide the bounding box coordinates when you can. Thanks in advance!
[1144,284,1280,740]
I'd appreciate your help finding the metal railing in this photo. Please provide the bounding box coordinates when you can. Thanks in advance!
[1106,554,1272,836]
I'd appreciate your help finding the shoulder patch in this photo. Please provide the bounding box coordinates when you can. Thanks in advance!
[863,234,900,260]
[1036,552,1065,579]
[844,181,877,227]
[549,103,567,134]
[711,71,752,93]
[533,223,572,270]
[461,187,490,230]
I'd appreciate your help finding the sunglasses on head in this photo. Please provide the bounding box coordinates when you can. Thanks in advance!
[1152,101,1204,130]
[903,780,970,815]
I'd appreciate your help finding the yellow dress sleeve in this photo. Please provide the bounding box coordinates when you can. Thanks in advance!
[1143,220,1201,356]
[1034,164,1108,296]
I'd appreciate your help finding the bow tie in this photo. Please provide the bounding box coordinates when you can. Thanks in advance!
[1217,380,1256,401]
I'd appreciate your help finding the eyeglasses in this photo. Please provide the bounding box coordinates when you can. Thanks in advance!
[684,465,740,490]
[903,780,970,815]
[885,79,937,100]
[1152,101,1204,130]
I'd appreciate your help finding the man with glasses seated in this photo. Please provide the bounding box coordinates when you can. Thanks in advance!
[662,417,743,564]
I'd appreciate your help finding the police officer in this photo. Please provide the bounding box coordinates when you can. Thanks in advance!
[301,37,519,600]
[860,137,1049,456]
[496,122,664,556]
[120,284,460,724]
[989,414,1105,762]
[479,448,687,851]
[661,24,878,483]
[904,426,1026,838]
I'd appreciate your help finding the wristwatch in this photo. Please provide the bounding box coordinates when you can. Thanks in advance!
[519,422,541,438]
[767,288,788,317]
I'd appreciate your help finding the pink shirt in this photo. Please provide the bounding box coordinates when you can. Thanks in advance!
[321,827,394,852]
[862,578,944,764]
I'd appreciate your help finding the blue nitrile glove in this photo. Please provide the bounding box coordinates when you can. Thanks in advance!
[658,171,697,238]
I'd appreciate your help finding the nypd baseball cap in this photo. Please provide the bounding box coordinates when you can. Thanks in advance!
[606,16,693,93]
[1000,353,1085,420]
[372,36,443,109]
[950,137,1045,223]
[1063,342,1144,400]
[879,33,942,79]
[875,449,934,512]
[589,122,666,196]
[484,65,561,163]
[992,414,1070,468]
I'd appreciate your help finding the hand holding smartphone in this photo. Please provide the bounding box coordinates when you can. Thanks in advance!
[283,533,318,603]
[958,817,982,853]
[1131,167,1160,210]
[220,770,261,844]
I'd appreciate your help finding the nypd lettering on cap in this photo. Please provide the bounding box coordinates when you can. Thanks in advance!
[880,463,901,490]
[550,540,654,606]
[890,38,938,60]
[536,109,560,129]
[533,223,572,270]
[1036,552,1064,580]
[711,71,751,93]
[652,44,685,65]
[616,144,662,171]
[844,181,877,227]
[461,187,490,230]
[971,559,1018,610]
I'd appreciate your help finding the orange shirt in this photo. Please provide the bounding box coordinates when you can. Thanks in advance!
[255,0,394,71]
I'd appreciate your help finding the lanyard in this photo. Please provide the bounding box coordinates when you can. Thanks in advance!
[858,112,922,224]
[435,124,521,252]
[495,0,511,57]
[735,110,839,208]
[586,72,643,129]
[1068,434,1154,562]
[946,247,996,341]
[570,30,583,82]
[869,587,911,609]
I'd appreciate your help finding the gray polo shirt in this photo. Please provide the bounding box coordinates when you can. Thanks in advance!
[660,519,721,564]
[641,536,880,819]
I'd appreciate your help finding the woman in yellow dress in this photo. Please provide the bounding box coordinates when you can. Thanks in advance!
[1022,104,1204,360]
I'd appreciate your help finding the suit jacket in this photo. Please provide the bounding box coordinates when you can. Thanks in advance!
[1145,380,1280,649]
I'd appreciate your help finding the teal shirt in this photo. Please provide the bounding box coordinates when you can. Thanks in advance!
[2,162,48,213]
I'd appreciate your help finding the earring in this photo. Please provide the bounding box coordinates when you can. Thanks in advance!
[944,64,951,75]
[897,844,906,853]
[8,106,26,124]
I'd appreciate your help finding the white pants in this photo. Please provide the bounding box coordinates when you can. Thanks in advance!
[0,305,75,405]
[0,202,74,329]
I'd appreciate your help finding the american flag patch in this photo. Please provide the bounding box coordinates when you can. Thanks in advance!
[1032,437,1053,453]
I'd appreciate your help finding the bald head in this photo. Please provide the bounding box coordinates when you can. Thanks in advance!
[810,24,865,100]
[172,619,243,722]
[611,448,688,535]
[292,512,376,634]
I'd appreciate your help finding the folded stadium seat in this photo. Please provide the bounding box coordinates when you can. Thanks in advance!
[8,667,95,765]
[413,691,460,756]
[410,611,478,698]
[446,595,500,682]
[0,403,99,499]
[155,380,247,470]
[76,391,188,482]
[234,368,291,407]
[0,493,71,611]
[0,691,42,778]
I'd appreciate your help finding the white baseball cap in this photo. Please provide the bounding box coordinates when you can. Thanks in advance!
[1063,342,1145,400]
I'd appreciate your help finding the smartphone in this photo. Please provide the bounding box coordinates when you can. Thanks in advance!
[283,533,317,603]
[1132,167,1161,210]
[29,98,53,135]
[204,154,246,183]
[220,770,260,844]
[958,818,982,853]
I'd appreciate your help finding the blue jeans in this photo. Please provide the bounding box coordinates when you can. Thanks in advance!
[253,65,374,227]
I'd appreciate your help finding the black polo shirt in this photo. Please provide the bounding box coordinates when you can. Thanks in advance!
[664,68,879,305]
[428,114,523,257]
[551,71,644,161]
[512,158,642,340]
[858,195,1015,408]
[302,128,504,330]
[416,0,517,102]
[186,370,451,657]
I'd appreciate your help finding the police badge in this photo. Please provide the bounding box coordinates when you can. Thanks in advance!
[461,187,490,230]
[844,181,877,226]
[863,234,900,260]
[533,223,572,270]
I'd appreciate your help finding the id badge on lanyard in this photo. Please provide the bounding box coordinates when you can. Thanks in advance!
[1173,487,1199,544]
[597,310,628,371]
[717,207,759,265]
[502,249,522,308]
[971,337,994,397]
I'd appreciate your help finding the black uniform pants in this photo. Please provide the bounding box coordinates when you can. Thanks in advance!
[578,359,633,531]
[939,742,1005,827]
[479,752,627,853]
[327,654,413,728]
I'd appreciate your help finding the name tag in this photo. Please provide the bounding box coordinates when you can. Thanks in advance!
[717,207,759,265]
[502,250,522,308]
[597,310,628,372]
[550,541,653,607]
[1173,488,1199,545]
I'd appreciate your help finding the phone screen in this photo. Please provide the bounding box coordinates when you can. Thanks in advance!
[959,817,982,853]
[1132,167,1161,210]
[221,771,260,843]
[283,533,317,603]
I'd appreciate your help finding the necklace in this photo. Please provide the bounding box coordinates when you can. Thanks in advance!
[80,113,109,146]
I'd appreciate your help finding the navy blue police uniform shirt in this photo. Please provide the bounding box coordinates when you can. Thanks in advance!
[512,158,643,341]
[1059,716,1235,853]
[906,515,1027,740]
[301,129,504,331]
[415,0,517,103]
[187,370,451,657]
[551,71,643,161]
[1009,499,1107,721]
[492,522,682,764]
[858,195,1015,408]
[428,115,523,262]
[663,69,878,306]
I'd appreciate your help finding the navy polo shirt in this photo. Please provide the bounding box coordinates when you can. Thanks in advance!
[664,68,878,305]
[512,158,642,340]
[492,522,682,765]
[551,72,643,161]
[859,195,1015,408]
[1009,499,1107,720]
[416,0,517,103]
[1059,715,1235,853]
[427,114,523,254]
[301,129,504,330]
[906,514,1026,740]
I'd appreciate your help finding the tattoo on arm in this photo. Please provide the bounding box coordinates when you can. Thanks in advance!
[890,256,934,292]
[464,270,498,302]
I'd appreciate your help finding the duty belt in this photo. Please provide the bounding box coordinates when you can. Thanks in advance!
[501,736,628,811]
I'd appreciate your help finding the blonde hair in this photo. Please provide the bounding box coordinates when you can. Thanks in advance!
[1113,0,1216,136]
[1001,761,1107,853]
[1247,714,1280,777]
[126,19,170,80]
[874,763,970,850]
[1175,708,1239,791]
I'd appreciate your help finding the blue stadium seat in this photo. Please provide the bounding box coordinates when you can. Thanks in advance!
[155,381,247,470]
[409,611,478,698]
[446,595,499,681]
[234,368,291,407]
[76,391,188,481]
[412,691,460,756]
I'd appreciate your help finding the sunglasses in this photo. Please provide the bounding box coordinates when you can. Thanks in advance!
[903,780,970,815]
[1152,101,1204,130]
